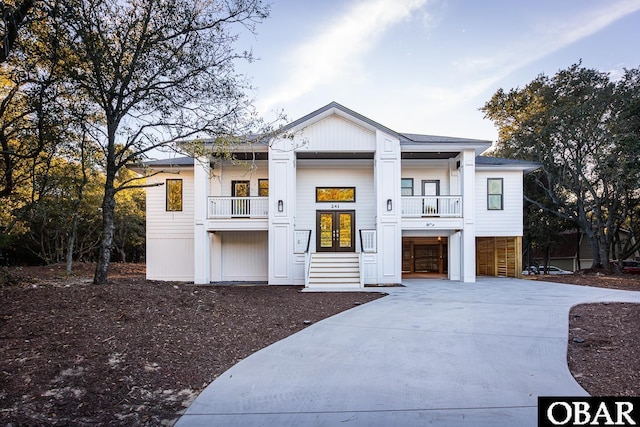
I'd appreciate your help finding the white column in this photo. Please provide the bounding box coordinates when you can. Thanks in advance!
[375,131,402,285]
[210,232,222,282]
[193,156,211,284]
[461,149,476,282]
[449,231,461,281]
[268,139,295,285]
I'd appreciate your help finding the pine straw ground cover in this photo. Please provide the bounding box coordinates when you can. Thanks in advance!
[1,264,639,425]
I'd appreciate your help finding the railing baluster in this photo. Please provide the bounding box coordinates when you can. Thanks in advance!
[400,195,462,217]
[207,197,269,219]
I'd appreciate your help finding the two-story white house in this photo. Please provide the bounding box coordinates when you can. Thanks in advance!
[142,102,538,287]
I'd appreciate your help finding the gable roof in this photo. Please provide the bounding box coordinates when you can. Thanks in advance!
[283,101,402,138]
[150,103,540,167]
[284,101,492,154]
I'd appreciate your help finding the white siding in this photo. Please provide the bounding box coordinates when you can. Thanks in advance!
[219,231,268,281]
[296,161,375,252]
[475,170,523,236]
[146,170,195,237]
[146,170,195,280]
[293,115,376,153]
[212,161,269,197]
[146,237,194,280]
[401,162,452,195]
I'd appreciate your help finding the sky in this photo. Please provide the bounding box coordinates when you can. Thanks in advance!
[234,0,640,142]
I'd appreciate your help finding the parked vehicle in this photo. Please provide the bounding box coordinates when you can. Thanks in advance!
[538,266,572,275]
[522,265,571,275]
[611,260,640,274]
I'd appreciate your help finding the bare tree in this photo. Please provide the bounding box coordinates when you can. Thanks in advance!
[47,0,270,284]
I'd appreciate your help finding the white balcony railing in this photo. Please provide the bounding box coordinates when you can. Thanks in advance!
[207,197,269,218]
[401,196,462,217]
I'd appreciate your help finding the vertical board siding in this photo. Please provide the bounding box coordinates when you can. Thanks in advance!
[146,237,194,280]
[296,163,375,252]
[474,170,523,236]
[220,231,268,281]
[294,115,376,152]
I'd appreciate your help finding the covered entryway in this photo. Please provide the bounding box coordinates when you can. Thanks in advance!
[402,237,448,276]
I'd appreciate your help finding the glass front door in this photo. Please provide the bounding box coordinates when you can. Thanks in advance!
[316,211,355,252]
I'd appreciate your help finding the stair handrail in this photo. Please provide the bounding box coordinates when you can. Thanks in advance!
[359,252,364,287]
[296,229,312,287]
[305,251,311,288]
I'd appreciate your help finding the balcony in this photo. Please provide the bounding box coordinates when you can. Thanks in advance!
[401,196,463,231]
[208,197,268,218]
[206,197,269,230]
[401,196,462,217]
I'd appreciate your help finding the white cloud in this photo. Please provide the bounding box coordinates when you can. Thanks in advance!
[258,0,430,113]
[426,0,640,114]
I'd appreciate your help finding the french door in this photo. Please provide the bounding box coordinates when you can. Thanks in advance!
[232,180,250,216]
[316,210,355,252]
[422,180,440,215]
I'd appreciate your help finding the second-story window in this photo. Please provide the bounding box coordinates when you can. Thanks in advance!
[166,179,183,211]
[258,179,269,196]
[316,187,356,202]
[401,178,413,196]
[487,178,503,210]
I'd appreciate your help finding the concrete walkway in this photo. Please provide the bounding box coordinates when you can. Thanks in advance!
[175,278,640,426]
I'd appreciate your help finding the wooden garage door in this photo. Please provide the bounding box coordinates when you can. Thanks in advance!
[476,237,522,278]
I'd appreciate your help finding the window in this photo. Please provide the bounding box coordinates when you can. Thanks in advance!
[316,187,356,202]
[487,178,503,210]
[401,178,413,196]
[166,179,183,211]
[258,179,269,197]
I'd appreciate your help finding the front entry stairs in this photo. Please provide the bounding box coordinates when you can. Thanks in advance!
[307,253,361,289]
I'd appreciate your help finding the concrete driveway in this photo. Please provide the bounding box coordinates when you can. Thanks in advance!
[175,278,640,426]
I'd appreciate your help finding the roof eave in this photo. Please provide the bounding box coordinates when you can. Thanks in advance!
[475,164,540,173]
[401,141,492,156]
[282,102,404,139]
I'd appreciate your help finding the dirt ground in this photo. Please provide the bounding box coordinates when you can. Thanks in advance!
[0,263,383,426]
[1,265,638,426]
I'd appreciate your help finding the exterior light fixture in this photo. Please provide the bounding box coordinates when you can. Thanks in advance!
[386,199,392,211]
[278,200,284,212]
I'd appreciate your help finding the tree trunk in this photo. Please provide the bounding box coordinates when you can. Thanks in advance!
[94,185,116,285]
[584,229,601,269]
[576,230,581,271]
[65,212,79,274]
[598,235,610,272]
[543,245,550,274]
